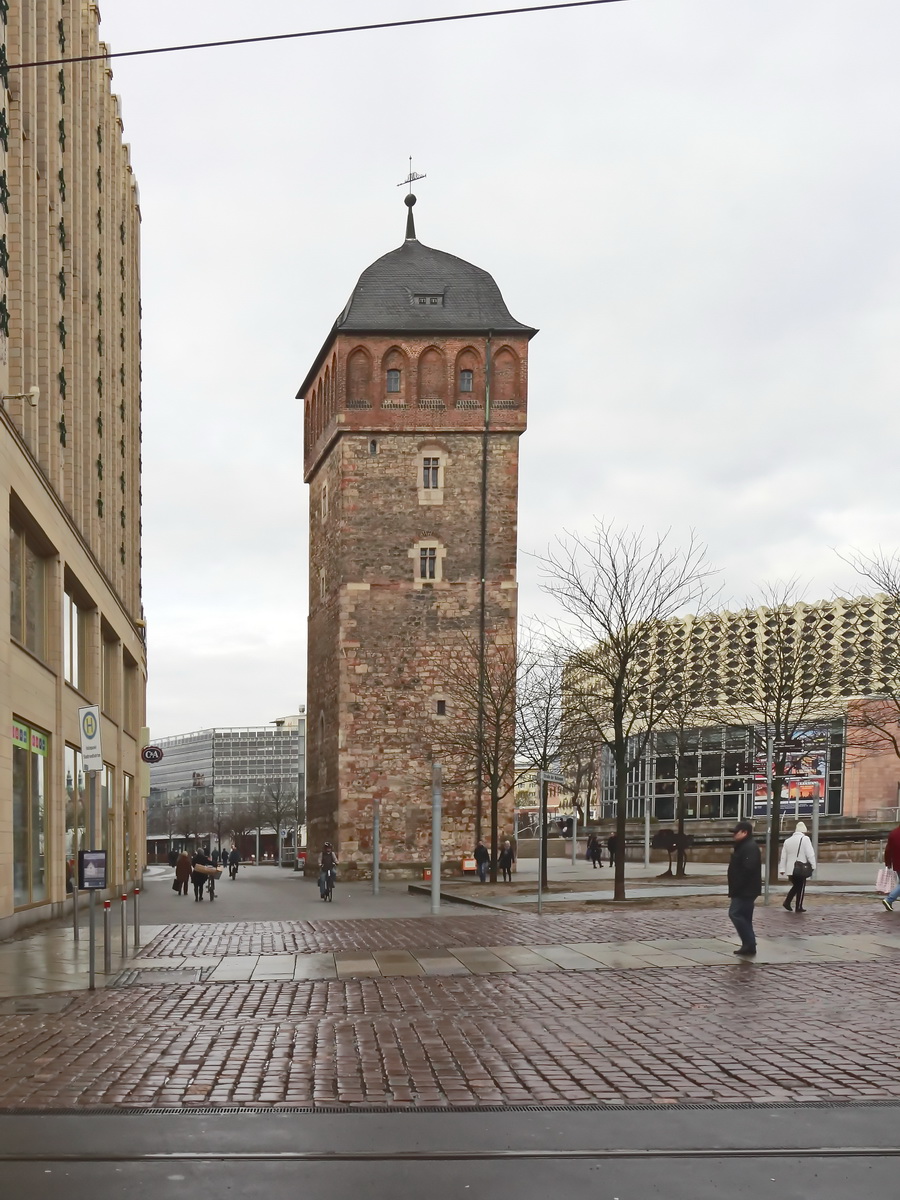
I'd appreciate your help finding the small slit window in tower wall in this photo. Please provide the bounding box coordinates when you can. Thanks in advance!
[459,369,474,393]
[369,439,377,455]
[386,369,401,393]
[436,699,446,716]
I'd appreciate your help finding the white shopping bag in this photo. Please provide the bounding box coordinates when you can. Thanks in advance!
[876,867,898,894]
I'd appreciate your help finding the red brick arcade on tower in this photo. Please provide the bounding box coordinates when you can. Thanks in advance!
[299,195,536,877]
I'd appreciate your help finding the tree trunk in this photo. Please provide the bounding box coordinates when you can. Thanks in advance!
[489,784,499,884]
[614,743,628,901]
[676,775,687,877]
[768,778,784,883]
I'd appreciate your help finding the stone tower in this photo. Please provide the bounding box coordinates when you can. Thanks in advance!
[299,196,536,876]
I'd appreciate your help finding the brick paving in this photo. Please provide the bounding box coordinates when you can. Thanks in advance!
[138,903,892,958]
[1,902,898,1110]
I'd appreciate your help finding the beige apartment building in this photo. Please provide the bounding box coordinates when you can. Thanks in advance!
[0,3,146,936]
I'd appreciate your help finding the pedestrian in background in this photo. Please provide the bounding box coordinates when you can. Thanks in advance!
[474,840,490,883]
[173,850,191,896]
[727,820,762,957]
[587,833,602,868]
[779,820,815,912]
[498,840,515,883]
[211,847,220,868]
[881,822,900,911]
[191,846,212,901]
[607,833,618,867]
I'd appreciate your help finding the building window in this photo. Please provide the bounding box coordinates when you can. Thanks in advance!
[319,568,326,600]
[64,589,90,691]
[459,369,474,393]
[123,656,138,733]
[386,369,401,393]
[436,699,446,716]
[9,523,46,659]
[65,744,85,894]
[102,633,118,717]
[321,484,328,520]
[423,457,440,489]
[12,720,49,907]
[420,546,437,580]
[369,439,378,455]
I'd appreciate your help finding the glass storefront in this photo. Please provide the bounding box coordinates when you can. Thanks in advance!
[65,744,86,894]
[600,722,845,822]
[12,720,49,907]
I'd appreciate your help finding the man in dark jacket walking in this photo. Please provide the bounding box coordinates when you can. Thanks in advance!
[727,820,762,957]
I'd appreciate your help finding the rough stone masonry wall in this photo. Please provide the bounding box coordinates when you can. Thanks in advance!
[306,427,521,876]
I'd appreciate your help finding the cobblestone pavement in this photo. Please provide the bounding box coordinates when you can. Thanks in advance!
[139,902,893,957]
[1,902,899,1110]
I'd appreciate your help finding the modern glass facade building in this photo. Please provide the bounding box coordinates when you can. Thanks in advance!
[148,714,305,821]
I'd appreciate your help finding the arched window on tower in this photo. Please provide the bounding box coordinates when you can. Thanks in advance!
[347,347,372,409]
[383,348,406,404]
[492,347,520,408]
[417,347,446,409]
[456,347,481,409]
[324,366,332,422]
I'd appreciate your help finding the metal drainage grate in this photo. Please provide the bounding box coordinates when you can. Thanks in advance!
[0,995,75,1016]
[112,969,206,988]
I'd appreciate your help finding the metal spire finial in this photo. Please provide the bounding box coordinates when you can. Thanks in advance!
[398,157,426,241]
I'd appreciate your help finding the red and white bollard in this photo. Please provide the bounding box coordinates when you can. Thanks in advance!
[103,900,112,974]
[132,886,141,951]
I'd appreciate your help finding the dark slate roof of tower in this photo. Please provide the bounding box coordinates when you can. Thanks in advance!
[297,200,537,397]
[334,238,537,337]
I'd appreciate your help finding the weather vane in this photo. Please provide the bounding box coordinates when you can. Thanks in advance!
[398,156,426,194]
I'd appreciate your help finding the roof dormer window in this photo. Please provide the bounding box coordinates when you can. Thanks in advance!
[412,293,443,307]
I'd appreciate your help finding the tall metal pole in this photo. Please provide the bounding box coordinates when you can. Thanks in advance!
[643,797,650,868]
[372,799,380,897]
[537,771,546,915]
[431,763,442,915]
[473,332,493,843]
[763,735,774,906]
[88,770,97,990]
[572,805,578,867]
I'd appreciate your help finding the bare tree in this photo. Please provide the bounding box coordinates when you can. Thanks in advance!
[430,630,523,883]
[228,805,255,852]
[263,782,297,865]
[539,524,718,901]
[714,581,843,883]
[517,635,569,888]
[837,550,900,780]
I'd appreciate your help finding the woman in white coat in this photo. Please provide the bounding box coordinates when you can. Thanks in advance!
[779,820,816,912]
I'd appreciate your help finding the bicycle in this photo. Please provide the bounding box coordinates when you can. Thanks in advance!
[320,869,335,902]
[207,873,217,902]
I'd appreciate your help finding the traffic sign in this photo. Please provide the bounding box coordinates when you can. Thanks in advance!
[78,705,103,772]
[141,745,164,765]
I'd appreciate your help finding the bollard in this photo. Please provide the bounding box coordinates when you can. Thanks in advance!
[73,876,80,944]
[132,886,141,951]
[120,892,128,958]
[103,900,112,974]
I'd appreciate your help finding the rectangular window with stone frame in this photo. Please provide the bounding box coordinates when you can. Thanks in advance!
[420,547,437,580]
[423,457,440,489]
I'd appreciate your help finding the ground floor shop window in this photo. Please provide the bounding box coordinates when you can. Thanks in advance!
[65,744,86,893]
[12,720,49,907]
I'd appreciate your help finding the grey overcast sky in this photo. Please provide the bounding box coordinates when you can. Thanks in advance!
[94,0,900,737]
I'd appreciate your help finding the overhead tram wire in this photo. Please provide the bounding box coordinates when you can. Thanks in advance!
[8,0,629,71]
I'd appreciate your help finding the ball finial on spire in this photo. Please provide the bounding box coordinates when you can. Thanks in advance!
[404,192,417,241]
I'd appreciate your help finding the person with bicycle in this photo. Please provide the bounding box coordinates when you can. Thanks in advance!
[319,842,338,901]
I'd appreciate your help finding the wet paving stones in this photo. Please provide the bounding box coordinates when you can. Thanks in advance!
[1,904,900,1110]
